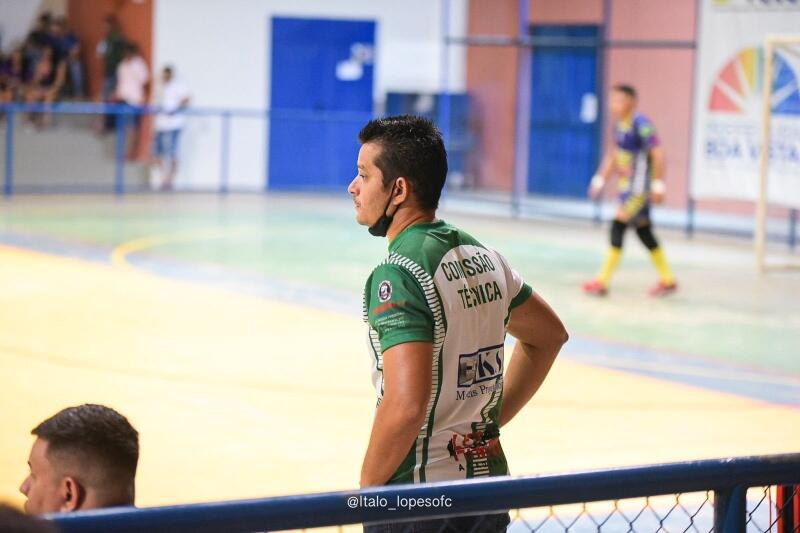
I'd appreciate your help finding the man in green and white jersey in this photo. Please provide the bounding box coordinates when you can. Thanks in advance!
[348,116,568,532]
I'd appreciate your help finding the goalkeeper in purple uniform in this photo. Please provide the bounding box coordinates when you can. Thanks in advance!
[583,84,677,297]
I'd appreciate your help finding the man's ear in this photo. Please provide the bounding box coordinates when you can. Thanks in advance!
[394,177,411,205]
[59,476,85,512]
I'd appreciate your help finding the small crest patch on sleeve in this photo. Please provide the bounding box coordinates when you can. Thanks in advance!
[378,280,392,302]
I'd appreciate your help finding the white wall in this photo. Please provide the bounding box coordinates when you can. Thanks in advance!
[0,0,66,52]
[153,0,467,190]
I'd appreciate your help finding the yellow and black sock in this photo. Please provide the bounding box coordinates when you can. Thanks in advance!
[598,246,622,287]
[635,224,675,285]
[649,247,675,285]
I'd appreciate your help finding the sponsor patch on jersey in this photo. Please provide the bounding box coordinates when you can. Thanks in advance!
[378,280,392,302]
[457,344,504,388]
[447,431,502,461]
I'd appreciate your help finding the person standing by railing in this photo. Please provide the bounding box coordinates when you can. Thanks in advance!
[95,15,125,134]
[349,115,568,533]
[150,65,191,190]
[114,43,149,160]
[96,16,125,104]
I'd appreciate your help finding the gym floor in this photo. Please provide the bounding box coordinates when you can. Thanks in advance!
[1,194,798,508]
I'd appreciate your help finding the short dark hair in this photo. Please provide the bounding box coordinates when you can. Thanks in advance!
[613,84,637,99]
[32,404,139,503]
[358,115,448,211]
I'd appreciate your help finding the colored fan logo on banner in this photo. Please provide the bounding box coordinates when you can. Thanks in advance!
[709,47,800,116]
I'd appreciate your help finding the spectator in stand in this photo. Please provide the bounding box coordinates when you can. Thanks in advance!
[51,17,83,99]
[151,65,191,190]
[0,49,26,112]
[0,52,20,106]
[19,404,139,515]
[27,13,54,48]
[97,15,125,103]
[22,14,52,87]
[23,46,65,128]
[25,13,55,65]
[114,43,150,158]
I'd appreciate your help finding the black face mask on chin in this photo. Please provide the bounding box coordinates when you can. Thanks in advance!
[368,181,399,237]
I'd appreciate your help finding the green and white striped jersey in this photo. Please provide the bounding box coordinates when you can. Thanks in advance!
[362,220,532,484]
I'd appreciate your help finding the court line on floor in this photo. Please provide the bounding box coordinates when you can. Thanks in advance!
[116,247,800,407]
[572,352,800,388]
[0,317,788,412]
[110,227,259,269]
[2,229,799,406]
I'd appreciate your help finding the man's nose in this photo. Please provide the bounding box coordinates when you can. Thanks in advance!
[347,176,358,195]
[19,476,30,496]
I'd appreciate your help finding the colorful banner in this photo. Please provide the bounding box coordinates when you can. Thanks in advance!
[690,0,800,208]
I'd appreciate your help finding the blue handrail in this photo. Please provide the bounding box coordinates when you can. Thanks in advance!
[0,102,373,196]
[49,453,800,533]
[1,102,797,248]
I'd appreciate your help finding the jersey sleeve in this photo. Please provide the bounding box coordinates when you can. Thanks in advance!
[493,250,533,313]
[636,117,660,150]
[365,263,434,352]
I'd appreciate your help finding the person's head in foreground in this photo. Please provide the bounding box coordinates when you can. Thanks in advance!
[19,404,139,515]
[0,504,56,533]
[609,83,637,121]
[348,114,447,238]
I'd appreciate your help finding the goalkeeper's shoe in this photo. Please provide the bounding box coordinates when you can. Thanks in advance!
[582,279,608,296]
[648,280,678,297]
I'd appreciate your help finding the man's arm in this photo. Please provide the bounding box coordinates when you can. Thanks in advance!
[48,61,67,99]
[597,151,615,180]
[500,293,568,428]
[649,146,666,203]
[589,151,615,199]
[360,341,432,487]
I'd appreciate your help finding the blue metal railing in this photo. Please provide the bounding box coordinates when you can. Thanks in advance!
[1,102,798,248]
[0,101,269,197]
[49,453,800,533]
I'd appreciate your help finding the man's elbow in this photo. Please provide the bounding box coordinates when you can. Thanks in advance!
[545,322,569,353]
[514,319,568,353]
[399,403,428,430]
[383,394,429,428]
[559,323,570,346]
[545,328,568,359]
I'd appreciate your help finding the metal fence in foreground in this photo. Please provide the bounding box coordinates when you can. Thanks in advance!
[50,453,800,533]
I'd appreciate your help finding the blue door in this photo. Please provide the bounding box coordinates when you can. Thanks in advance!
[268,17,375,191]
[528,25,600,198]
